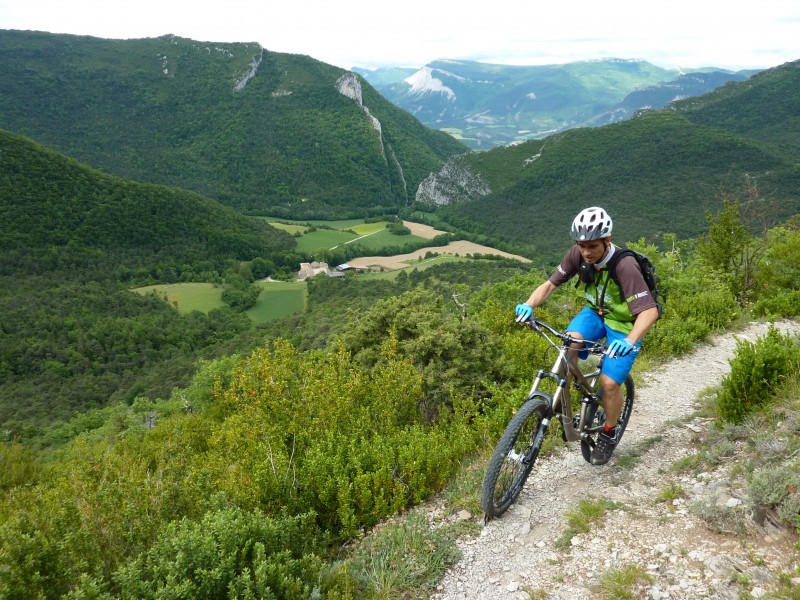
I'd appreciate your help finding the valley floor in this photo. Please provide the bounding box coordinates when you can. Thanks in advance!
[345,221,532,271]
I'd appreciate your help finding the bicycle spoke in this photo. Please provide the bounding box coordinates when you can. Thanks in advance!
[482,396,548,517]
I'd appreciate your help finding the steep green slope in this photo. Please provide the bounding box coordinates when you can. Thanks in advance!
[673,60,800,154]
[424,60,800,262]
[0,129,300,429]
[0,129,296,274]
[0,30,466,217]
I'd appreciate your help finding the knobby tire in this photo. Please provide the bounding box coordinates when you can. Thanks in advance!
[481,394,549,518]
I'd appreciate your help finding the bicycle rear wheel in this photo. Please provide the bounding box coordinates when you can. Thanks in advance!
[583,375,635,448]
[481,393,549,518]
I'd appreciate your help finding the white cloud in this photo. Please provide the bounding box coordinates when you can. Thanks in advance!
[1,0,798,70]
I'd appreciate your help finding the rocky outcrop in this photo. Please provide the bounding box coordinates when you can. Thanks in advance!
[415,155,490,206]
[234,46,264,92]
[336,72,364,106]
[337,72,409,204]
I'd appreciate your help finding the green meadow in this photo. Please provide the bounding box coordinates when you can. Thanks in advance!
[268,221,308,235]
[246,281,306,323]
[296,229,356,253]
[131,221,473,320]
[133,283,225,314]
[133,281,306,323]
[282,220,428,254]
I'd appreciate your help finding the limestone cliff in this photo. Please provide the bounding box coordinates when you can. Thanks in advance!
[415,155,490,206]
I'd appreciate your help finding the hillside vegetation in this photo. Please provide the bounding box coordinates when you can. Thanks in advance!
[3,197,800,598]
[418,60,800,262]
[0,30,466,217]
[1,31,800,598]
[0,129,302,430]
[0,129,296,275]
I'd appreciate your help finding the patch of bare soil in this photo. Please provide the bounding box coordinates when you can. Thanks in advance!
[346,222,531,271]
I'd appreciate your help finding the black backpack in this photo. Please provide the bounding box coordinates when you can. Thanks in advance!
[576,247,662,318]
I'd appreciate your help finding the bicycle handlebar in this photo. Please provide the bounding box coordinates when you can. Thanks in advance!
[519,315,607,355]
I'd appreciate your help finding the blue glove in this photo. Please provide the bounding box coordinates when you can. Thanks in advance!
[514,303,533,322]
[606,337,634,358]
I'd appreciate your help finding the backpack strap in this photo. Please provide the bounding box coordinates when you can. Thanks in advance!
[605,248,634,289]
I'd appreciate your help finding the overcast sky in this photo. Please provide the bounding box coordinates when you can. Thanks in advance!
[2,0,799,71]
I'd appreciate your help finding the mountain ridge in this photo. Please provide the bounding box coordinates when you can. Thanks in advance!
[354,58,757,148]
[0,29,467,218]
[413,59,800,261]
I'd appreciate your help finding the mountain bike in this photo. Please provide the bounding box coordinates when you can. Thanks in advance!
[480,315,635,518]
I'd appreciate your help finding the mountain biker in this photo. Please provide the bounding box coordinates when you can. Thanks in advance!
[514,207,660,465]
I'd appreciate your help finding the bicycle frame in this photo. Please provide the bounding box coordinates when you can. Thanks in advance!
[525,319,605,443]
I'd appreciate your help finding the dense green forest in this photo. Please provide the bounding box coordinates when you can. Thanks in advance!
[0,30,466,217]
[0,129,298,275]
[0,129,302,433]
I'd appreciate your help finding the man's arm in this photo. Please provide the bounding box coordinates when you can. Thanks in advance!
[523,280,558,309]
[624,306,660,345]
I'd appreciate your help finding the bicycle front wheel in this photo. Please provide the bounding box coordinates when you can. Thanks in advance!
[481,393,549,518]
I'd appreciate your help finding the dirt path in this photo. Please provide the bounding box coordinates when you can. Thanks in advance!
[431,320,800,600]
[345,222,531,271]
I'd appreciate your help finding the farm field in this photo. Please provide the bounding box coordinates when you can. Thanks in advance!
[276,219,430,254]
[133,281,306,323]
[361,255,472,280]
[246,281,306,323]
[133,283,224,314]
[346,240,531,271]
[132,220,526,322]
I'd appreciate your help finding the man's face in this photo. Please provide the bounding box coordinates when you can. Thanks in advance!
[576,239,609,265]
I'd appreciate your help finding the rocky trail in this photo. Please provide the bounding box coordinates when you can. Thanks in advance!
[431,320,800,600]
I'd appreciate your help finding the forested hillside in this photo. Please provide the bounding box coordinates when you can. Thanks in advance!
[2,25,800,596]
[0,129,296,275]
[0,30,466,217]
[0,129,303,432]
[417,60,800,262]
[673,59,800,154]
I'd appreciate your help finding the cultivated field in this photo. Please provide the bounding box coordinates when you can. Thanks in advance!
[345,221,532,271]
[133,220,529,322]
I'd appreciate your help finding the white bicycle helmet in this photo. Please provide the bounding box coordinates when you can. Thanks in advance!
[570,207,613,241]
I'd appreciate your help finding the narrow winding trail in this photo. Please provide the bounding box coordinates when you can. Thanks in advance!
[432,320,800,600]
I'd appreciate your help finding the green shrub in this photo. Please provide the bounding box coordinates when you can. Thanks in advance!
[205,338,479,538]
[0,442,40,489]
[107,508,352,599]
[716,326,800,423]
[752,290,800,318]
[749,462,800,532]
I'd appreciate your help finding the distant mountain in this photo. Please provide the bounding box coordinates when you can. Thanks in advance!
[0,128,296,274]
[0,30,467,219]
[584,70,757,127]
[354,59,757,149]
[412,60,800,262]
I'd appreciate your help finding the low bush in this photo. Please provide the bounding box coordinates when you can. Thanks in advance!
[716,326,800,423]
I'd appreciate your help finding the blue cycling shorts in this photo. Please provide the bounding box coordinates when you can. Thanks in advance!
[567,307,640,385]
